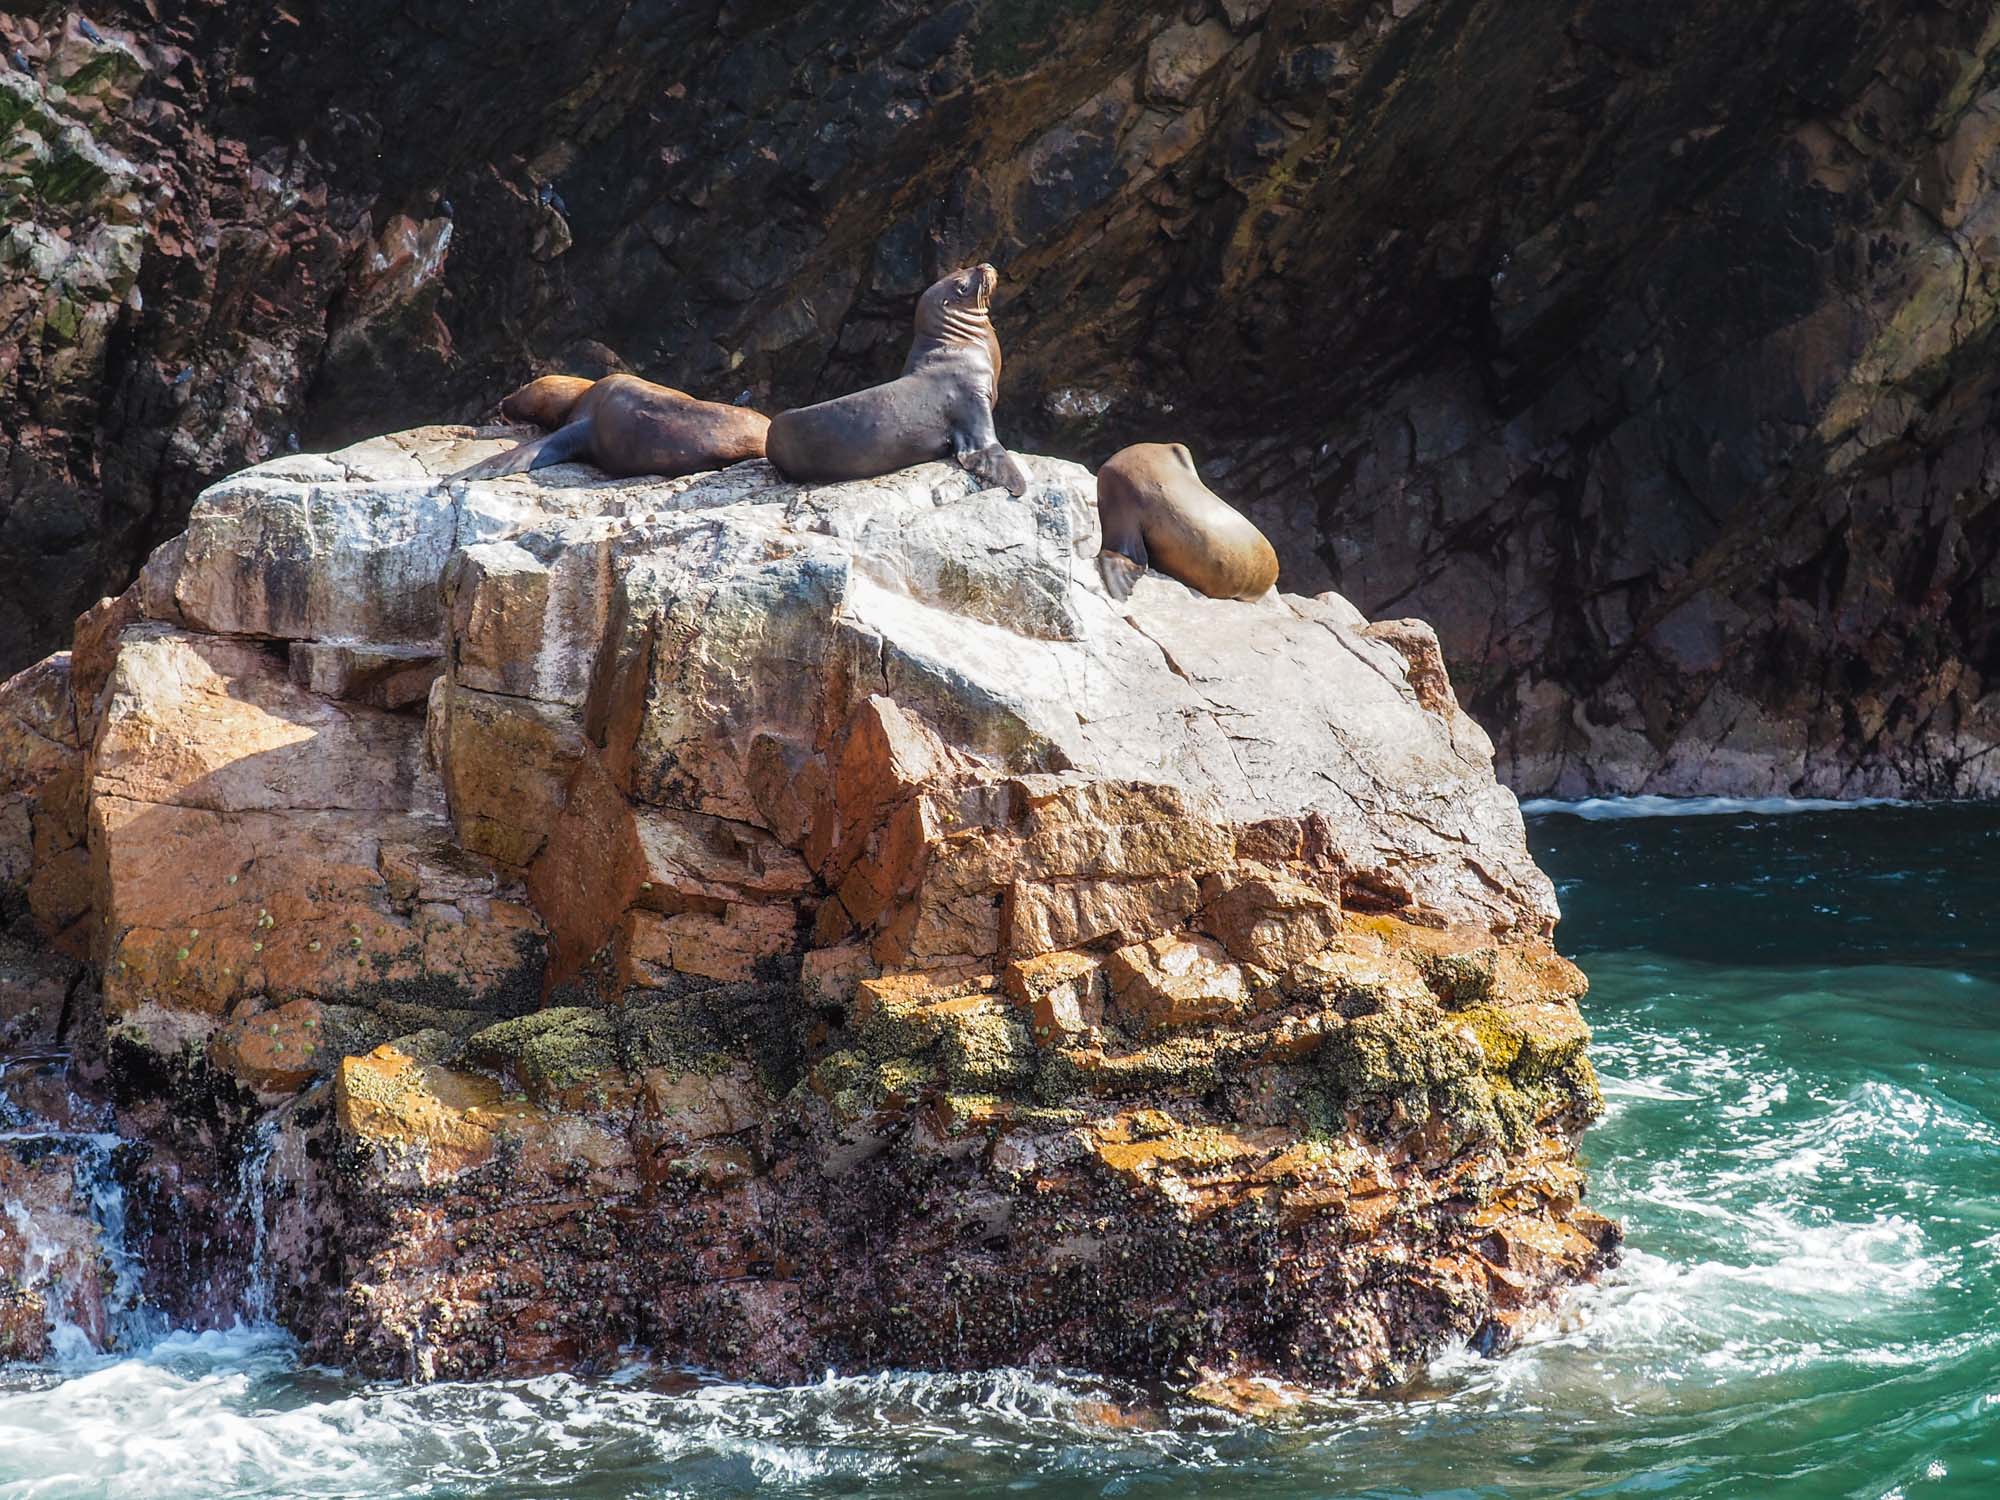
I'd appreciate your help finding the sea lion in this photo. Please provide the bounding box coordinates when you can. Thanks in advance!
[500,374,595,427]
[452,373,769,481]
[765,263,1028,496]
[1095,442,1280,602]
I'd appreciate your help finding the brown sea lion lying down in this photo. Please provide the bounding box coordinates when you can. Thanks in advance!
[1095,442,1280,602]
[452,373,769,481]
[765,263,1028,496]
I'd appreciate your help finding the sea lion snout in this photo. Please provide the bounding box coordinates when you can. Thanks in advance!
[937,263,998,311]
[909,264,1006,362]
[928,262,1000,312]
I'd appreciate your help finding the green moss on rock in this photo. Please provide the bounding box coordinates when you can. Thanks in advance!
[1036,1032,1230,1101]
[871,1055,936,1105]
[806,1047,876,1121]
[1458,1002,1590,1083]
[1413,949,1498,1009]
[380,1026,465,1068]
[620,981,802,1092]
[467,1007,619,1094]
[939,1009,1034,1092]
[1322,1004,1476,1099]
[858,998,946,1060]
[25,146,110,207]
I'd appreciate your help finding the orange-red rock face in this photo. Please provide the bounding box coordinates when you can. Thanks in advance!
[0,430,1615,1388]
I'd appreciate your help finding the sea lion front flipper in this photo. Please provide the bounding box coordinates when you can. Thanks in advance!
[449,418,593,481]
[1096,508,1150,600]
[959,442,1029,496]
[948,396,1032,496]
[1102,517,1150,573]
[952,401,1030,496]
[1097,550,1144,601]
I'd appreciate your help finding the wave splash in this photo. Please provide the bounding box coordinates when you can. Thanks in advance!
[1521,794,1908,819]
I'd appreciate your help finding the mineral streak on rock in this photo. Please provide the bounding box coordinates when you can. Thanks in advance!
[0,430,1616,1390]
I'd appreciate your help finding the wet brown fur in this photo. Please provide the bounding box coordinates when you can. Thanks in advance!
[499,374,596,428]
[766,264,1027,495]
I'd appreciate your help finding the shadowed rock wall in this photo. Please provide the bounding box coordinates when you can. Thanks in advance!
[6,0,2000,794]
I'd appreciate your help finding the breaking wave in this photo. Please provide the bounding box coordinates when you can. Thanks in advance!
[1521,794,1908,819]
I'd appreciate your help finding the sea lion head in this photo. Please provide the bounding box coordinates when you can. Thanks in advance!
[915,263,1000,345]
[501,373,596,428]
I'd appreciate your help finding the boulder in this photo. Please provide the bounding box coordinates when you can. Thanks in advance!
[8,0,2000,813]
[0,428,1613,1391]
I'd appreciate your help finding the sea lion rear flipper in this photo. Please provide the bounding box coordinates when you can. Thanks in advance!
[449,418,593,481]
[450,443,537,482]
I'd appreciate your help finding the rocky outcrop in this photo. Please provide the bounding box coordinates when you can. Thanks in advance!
[0,430,1614,1388]
[5,1,2000,798]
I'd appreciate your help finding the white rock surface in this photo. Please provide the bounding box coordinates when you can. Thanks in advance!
[153,424,1555,932]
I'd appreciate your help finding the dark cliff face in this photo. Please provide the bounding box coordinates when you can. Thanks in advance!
[5,0,1999,795]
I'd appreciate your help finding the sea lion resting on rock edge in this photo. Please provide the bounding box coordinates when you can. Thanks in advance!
[451,373,769,480]
[1095,442,1280,602]
[501,374,595,427]
[766,263,1028,496]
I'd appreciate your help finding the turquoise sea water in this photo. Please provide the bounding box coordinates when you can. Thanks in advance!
[1,803,1995,1498]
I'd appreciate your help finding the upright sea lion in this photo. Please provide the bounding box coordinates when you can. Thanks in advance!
[452,373,769,481]
[766,263,1028,496]
[1095,442,1280,602]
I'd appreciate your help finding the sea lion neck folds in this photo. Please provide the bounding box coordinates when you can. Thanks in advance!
[904,261,1003,403]
[913,262,997,344]
[767,263,1028,495]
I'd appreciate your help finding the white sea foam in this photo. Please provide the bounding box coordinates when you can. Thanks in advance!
[0,1344,1150,1499]
[1521,794,1908,819]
